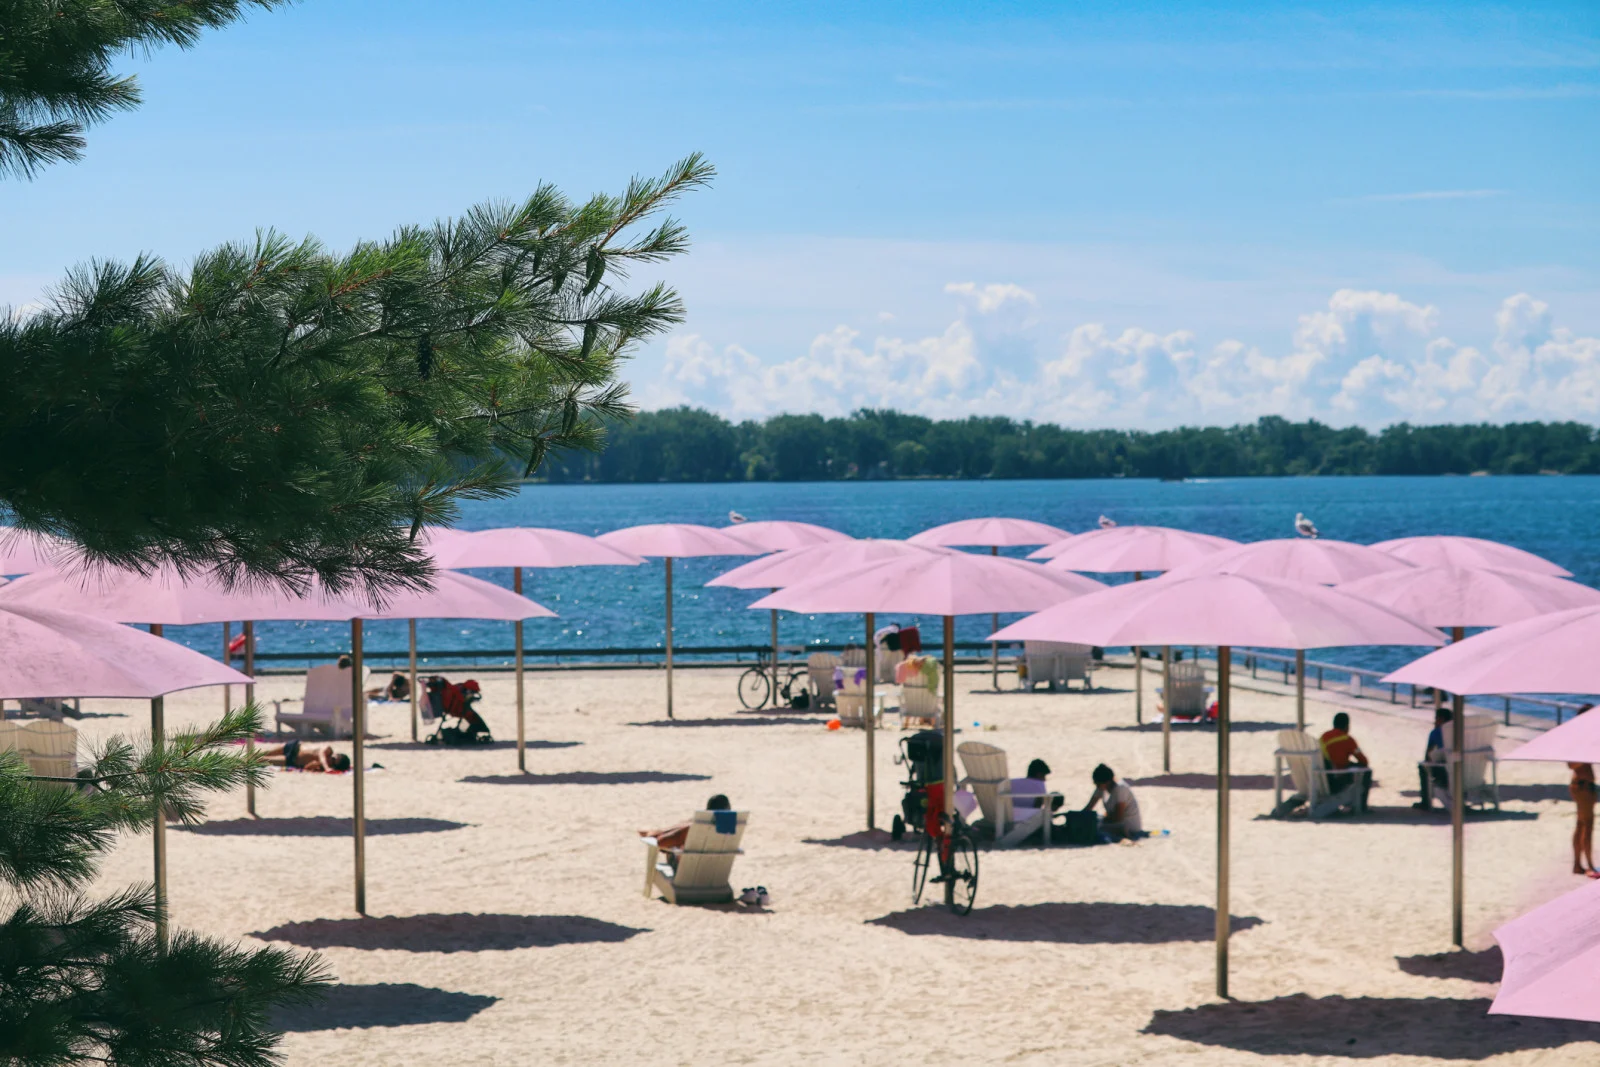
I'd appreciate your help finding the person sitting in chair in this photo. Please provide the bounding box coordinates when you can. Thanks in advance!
[639,794,732,860]
[1320,712,1371,810]
[259,740,351,773]
[1011,758,1065,823]
[1083,764,1143,840]
[1413,706,1452,810]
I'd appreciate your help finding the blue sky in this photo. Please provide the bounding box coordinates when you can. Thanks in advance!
[3,1,1597,428]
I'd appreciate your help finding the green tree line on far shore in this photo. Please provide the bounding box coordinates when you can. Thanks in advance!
[538,408,1600,482]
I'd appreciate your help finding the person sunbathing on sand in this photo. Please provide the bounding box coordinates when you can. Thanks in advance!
[259,739,351,773]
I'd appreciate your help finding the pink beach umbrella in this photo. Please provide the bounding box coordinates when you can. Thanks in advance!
[1031,525,1241,728]
[753,554,1104,867]
[909,517,1074,688]
[991,573,1442,998]
[1490,879,1600,1024]
[429,528,640,768]
[1341,565,1600,950]
[1369,535,1571,578]
[596,524,763,718]
[0,529,76,575]
[721,520,852,551]
[1384,605,1600,700]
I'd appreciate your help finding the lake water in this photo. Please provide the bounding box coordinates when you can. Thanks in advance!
[159,475,1600,690]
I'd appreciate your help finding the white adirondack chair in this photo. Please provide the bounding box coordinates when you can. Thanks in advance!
[1420,714,1501,812]
[275,664,369,739]
[1158,661,1214,721]
[834,666,882,728]
[1273,729,1369,819]
[875,644,904,685]
[840,647,866,669]
[807,653,840,710]
[642,811,749,905]
[898,676,942,730]
[957,741,1058,847]
[1022,641,1095,691]
[1,719,78,779]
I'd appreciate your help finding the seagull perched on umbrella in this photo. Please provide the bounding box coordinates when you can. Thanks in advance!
[1098,515,1117,529]
[1295,512,1320,539]
[728,510,747,524]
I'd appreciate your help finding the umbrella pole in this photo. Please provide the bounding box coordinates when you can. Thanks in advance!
[352,619,367,916]
[515,566,526,772]
[865,611,876,831]
[150,622,168,951]
[1451,625,1466,948]
[244,621,257,818]
[1133,571,1143,724]
[1161,645,1173,773]
[990,546,999,690]
[1295,649,1305,731]
[1216,645,1232,999]
[943,615,956,909]
[664,558,675,719]
[222,622,232,717]
[770,603,779,706]
[408,619,418,742]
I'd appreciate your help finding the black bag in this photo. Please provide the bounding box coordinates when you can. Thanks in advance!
[1062,810,1099,845]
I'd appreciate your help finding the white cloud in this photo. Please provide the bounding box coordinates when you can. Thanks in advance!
[636,287,1600,429]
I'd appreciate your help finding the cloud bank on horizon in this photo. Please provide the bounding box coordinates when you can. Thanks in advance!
[637,286,1599,430]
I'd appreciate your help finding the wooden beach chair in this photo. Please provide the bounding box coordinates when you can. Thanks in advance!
[807,652,840,710]
[1272,729,1368,819]
[957,741,1058,847]
[1022,640,1094,691]
[275,663,369,739]
[641,810,749,905]
[1158,661,1213,722]
[1,719,79,779]
[1419,714,1501,813]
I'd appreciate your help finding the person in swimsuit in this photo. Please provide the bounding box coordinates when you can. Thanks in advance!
[258,740,351,772]
[1571,762,1596,877]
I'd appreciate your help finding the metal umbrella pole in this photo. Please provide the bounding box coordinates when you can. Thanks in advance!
[352,618,367,915]
[942,615,956,909]
[514,566,526,771]
[150,622,168,951]
[770,602,780,704]
[408,619,418,742]
[664,557,675,719]
[244,621,257,817]
[1295,649,1306,731]
[990,546,1000,690]
[222,622,232,717]
[1132,572,1144,724]
[1450,625,1466,948]
[1215,645,1232,998]
[1161,645,1173,773]
[865,611,876,830]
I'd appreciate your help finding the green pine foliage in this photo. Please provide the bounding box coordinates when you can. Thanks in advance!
[539,409,1600,482]
[0,708,331,1066]
[0,155,714,600]
[0,1,294,178]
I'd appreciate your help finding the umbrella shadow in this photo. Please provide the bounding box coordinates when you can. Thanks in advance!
[1257,806,1539,826]
[628,717,830,728]
[1396,784,1572,804]
[803,829,920,852]
[1397,946,1504,983]
[1105,721,1295,734]
[366,739,581,752]
[1129,773,1277,790]
[1142,994,1598,1058]
[253,913,648,952]
[179,817,466,837]
[272,983,497,1031]
[459,771,710,786]
[867,902,1263,943]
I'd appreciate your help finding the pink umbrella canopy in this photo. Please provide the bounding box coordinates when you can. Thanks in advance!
[1490,879,1600,1024]
[751,553,1105,616]
[907,517,1071,548]
[720,520,852,552]
[1502,711,1600,764]
[355,571,554,621]
[1338,566,1600,629]
[708,539,944,590]
[596,523,762,558]
[1369,535,1571,578]
[430,527,644,569]
[1166,538,1414,585]
[1029,525,1240,572]
[1384,605,1600,697]
[0,602,249,699]
[0,566,371,624]
[991,572,1444,650]
[0,530,80,575]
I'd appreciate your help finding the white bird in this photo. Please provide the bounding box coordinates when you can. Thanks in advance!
[728,510,748,524]
[1294,512,1319,539]
[1098,515,1117,529]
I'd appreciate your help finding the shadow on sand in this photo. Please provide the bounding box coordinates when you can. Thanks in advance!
[179,817,466,837]
[1104,721,1295,734]
[460,770,710,786]
[1396,946,1504,983]
[366,739,580,752]
[1395,783,1572,804]
[803,829,920,852]
[253,912,648,952]
[1129,773,1277,790]
[867,902,1262,943]
[628,716,830,728]
[1143,994,1599,1059]
[1258,806,1539,826]
[272,983,498,1031]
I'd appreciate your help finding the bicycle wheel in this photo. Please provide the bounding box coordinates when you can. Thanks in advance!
[911,833,933,906]
[737,666,772,710]
[946,829,979,916]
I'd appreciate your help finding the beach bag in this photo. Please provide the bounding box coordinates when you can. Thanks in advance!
[1062,810,1099,845]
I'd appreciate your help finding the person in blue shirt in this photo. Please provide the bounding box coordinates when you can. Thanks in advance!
[1413,706,1452,810]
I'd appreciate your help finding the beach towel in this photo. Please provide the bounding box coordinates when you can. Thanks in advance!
[899,626,922,654]
[713,810,739,834]
[919,656,940,692]
[895,656,921,686]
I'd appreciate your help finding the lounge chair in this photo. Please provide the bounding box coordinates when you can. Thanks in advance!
[957,741,1059,847]
[275,664,370,739]
[898,677,942,730]
[807,653,840,710]
[641,810,749,905]
[0,719,79,779]
[1158,661,1214,722]
[1022,640,1095,691]
[1272,729,1369,818]
[834,667,883,729]
[875,643,904,685]
[840,647,866,669]
[1419,714,1501,812]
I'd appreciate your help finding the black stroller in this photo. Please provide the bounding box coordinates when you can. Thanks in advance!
[890,729,944,841]
[422,676,494,745]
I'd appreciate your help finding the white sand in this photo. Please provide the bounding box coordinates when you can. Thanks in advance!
[72,661,1600,1065]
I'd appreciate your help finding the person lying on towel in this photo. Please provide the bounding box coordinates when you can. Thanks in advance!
[259,740,351,773]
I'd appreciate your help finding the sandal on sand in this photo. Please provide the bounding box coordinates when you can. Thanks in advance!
[738,887,760,904]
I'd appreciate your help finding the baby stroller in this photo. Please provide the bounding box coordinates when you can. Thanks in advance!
[890,729,944,841]
[422,676,493,745]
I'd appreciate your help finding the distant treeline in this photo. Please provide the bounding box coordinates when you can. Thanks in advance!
[538,408,1600,482]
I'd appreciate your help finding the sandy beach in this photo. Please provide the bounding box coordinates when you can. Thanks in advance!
[75,660,1600,1066]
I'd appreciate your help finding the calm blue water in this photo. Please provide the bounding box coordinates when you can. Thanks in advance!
[161,476,1600,683]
